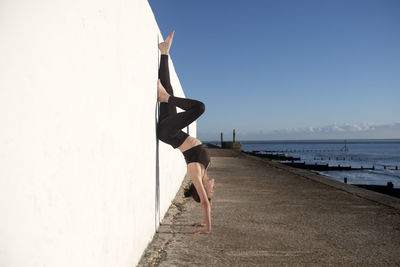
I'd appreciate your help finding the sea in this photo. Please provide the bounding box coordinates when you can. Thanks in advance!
[238,139,400,188]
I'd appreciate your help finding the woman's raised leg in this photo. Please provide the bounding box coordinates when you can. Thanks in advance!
[158,55,176,122]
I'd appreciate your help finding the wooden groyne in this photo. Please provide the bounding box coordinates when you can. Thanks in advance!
[262,149,337,153]
[245,150,379,171]
[245,150,399,171]
[282,161,374,171]
[244,151,367,171]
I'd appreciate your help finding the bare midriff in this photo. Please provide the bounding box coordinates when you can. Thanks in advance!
[178,136,202,153]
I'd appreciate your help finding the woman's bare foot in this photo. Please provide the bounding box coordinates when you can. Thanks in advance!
[157,79,170,102]
[158,30,175,55]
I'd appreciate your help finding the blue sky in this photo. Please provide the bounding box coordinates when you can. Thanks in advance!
[149,0,400,141]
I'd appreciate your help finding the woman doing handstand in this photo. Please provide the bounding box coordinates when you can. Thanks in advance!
[157,30,215,234]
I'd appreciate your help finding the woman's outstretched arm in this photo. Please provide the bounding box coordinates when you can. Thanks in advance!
[187,163,212,234]
[197,195,211,234]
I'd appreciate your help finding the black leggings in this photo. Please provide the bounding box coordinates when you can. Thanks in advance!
[158,55,205,149]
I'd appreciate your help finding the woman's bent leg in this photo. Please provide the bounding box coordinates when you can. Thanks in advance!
[160,96,205,132]
[168,96,205,113]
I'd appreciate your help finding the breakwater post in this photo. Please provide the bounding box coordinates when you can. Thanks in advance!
[221,129,242,150]
[388,181,394,189]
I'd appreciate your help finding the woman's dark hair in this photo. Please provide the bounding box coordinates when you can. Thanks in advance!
[184,182,211,203]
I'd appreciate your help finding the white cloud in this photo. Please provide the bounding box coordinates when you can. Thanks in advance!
[331,123,345,132]
[198,122,400,141]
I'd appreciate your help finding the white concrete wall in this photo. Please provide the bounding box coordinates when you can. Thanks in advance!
[0,0,195,266]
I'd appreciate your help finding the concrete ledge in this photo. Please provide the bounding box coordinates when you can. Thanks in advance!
[241,151,400,211]
[140,147,400,266]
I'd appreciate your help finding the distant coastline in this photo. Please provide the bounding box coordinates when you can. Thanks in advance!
[204,138,400,188]
[204,138,400,145]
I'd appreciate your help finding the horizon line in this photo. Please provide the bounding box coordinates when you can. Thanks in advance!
[202,138,400,143]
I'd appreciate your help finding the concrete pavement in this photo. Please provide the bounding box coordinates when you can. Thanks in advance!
[138,148,400,266]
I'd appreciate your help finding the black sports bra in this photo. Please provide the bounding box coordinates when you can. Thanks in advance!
[182,144,210,169]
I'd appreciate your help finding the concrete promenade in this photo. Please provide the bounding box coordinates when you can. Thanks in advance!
[139,148,400,266]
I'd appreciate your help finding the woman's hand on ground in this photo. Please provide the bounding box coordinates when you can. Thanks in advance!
[189,222,206,227]
[192,229,211,234]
